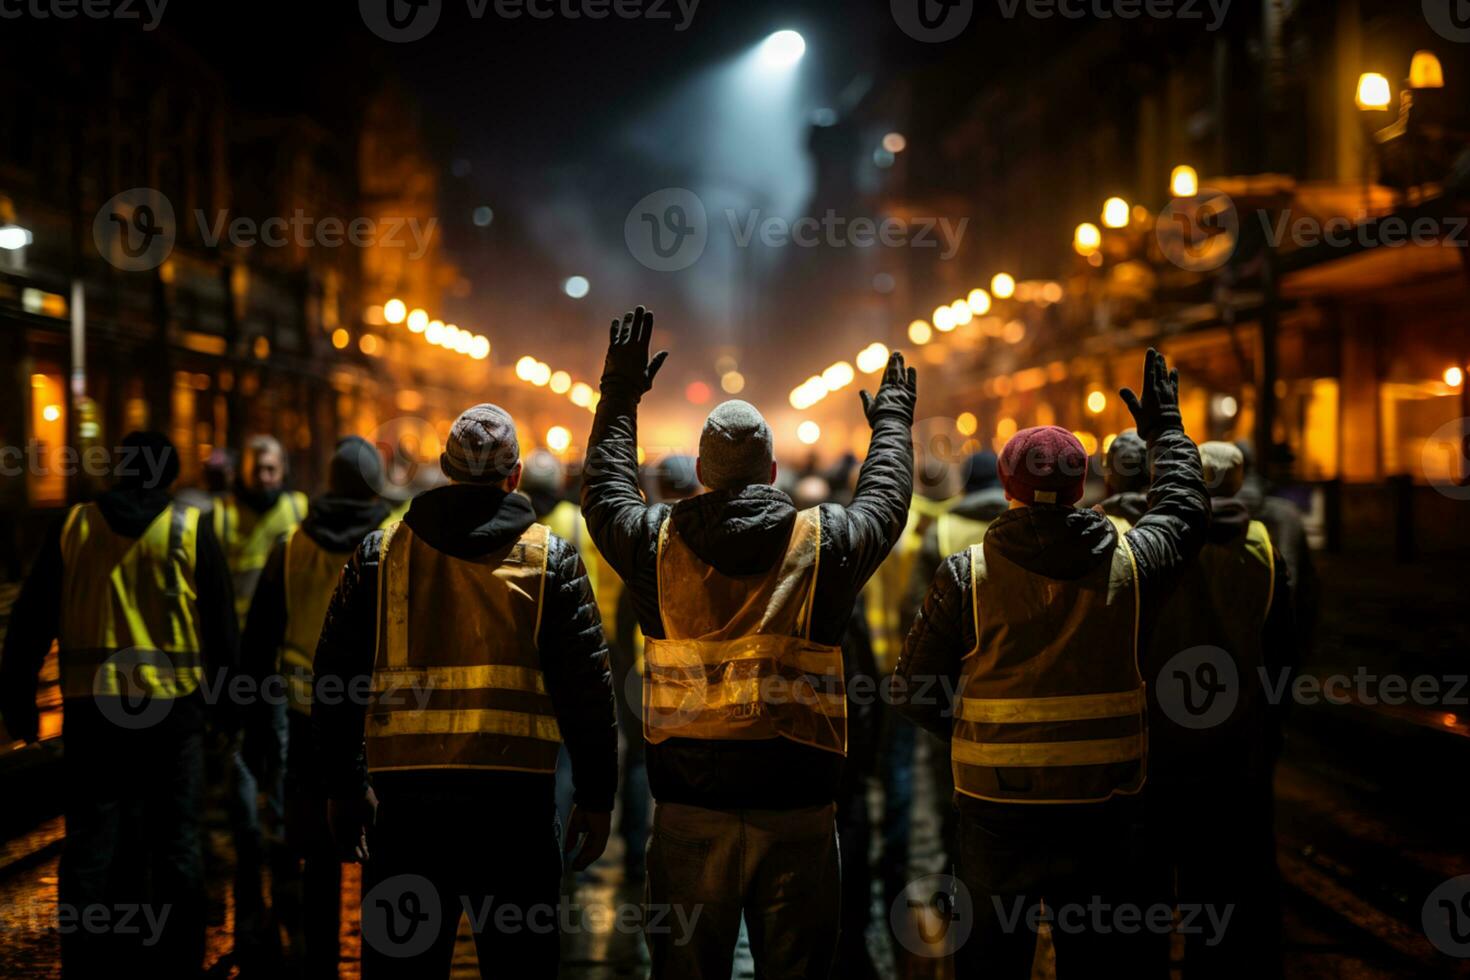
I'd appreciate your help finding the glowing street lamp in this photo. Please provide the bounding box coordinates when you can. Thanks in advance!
[990,273,1016,299]
[1102,197,1130,229]
[1073,223,1102,257]
[1355,72,1392,111]
[1170,165,1199,198]
[758,30,806,70]
[383,298,407,324]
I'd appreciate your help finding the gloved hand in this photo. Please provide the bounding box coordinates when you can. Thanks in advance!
[1119,348,1183,440]
[601,306,669,397]
[563,805,612,872]
[858,351,917,428]
[328,785,378,863]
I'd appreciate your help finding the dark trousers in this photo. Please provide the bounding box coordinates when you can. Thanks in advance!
[953,798,1163,979]
[232,697,288,950]
[877,711,918,909]
[360,790,563,979]
[644,801,840,980]
[59,721,206,979]
[275,710,342,979]
[836,768,877,979]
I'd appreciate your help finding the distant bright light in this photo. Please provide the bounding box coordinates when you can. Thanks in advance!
[950,299,973,326]
[470,335,491,360]
[1444,366,1464,388]
[908,320,932,345]
[1102,197,1130,229]
[1170,165,1199,198]
[856,343,889,374]
[1041,282,1064,304]
[546,426,572,453]
[0,225,33,250]
[758,30,806,70]
[472,206,494,227]
[822,361,855,392]
[1355,72,1391,110]
[797,420,821,445]
[563,276,590,299]
[41,404,61,422]
[882,132,907,154]
[570,382,594,406]
[331,329,350,350]
[1074,223,1102,256]
[425,320,446,346]
[685,381,712,405]
[359,334,381,356]
[407,309,429,333]
[1086,389,1107,414]
[956,412,978,436]
[550,370,572,394]
[1003,320,1026,344]
[1218,395,1239,417]
[383,298,407,324]
[966,289,992,317]
[991,273,1016,299]
[721,371,746,394]
[933,305,957,332]
[515,356,538,381]
[532,362,552,386]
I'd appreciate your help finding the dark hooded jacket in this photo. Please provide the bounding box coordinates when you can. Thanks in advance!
[895,425,1209,817]
[581,380,914,811]
[310,484,617,811]
[0,488,239,740]
[1097,490,1149,526]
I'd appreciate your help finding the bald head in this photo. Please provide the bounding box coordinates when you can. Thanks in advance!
[697,400,775,491]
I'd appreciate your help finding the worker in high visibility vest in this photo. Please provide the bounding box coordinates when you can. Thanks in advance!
[582,307,916,979]
[896,350,1208,977]
[240,435,391,978]
[0,431,239,978]
[312,403,618,980]
[1140,441,1294,980]
[212,433,307,965]
[1097,428,1150,534]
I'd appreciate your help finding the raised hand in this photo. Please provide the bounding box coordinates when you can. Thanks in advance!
[1119,348,1182,440]
[601,306,669,396]
[858,351,918,427]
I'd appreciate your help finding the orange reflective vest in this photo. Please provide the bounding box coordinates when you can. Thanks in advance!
[644,507,846,755]
[952,529,1145,804]
[367,521,561,774]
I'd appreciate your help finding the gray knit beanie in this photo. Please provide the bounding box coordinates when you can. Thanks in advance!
[441,403,521,484]
[698,400,774,490]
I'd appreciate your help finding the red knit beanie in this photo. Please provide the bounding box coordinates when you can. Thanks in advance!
[998,426,1088,506]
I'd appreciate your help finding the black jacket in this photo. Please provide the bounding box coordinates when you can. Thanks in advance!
[0,489,239,740]
[581,382,914,810]
[310,484,618,812]
[894,425,1209,814]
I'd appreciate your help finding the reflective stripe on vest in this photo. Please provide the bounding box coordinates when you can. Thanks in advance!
[58,502,204,700]
[952,530,1145,804]
[368,520,561,774]
[644,507,846,756]
[215,490,307,623]
[281,526,351,716]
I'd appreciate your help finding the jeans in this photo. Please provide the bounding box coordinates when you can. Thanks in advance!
[952,798,1163,979]
[360,790,563,979]
[877,710,917,909]
[275,710,342,979]
[644,801,840,980]
[59,720,206,979]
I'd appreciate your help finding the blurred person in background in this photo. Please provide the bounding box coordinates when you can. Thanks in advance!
[213,433,308,968]
[0,431,239,978]
[895,350,1207,978]
[313,403,617,979]
[582,307,915,979]
[240,436,391,978]
[1096,430,1150,533]
[1139,441,1294,979]
[1237,439,1319,659]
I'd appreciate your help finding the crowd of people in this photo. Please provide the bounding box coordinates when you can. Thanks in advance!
[0,305,1316,979]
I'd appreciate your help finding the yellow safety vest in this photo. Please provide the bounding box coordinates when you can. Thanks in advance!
[1104,513,1134,536]
[644,507,846,755]
[214,490,308,623]
[936,512,994,560]
[58,502,204,701]
[952,529,1145,804]
[865,494,959,672]
[280,527,352,716]
[368,521,562,774]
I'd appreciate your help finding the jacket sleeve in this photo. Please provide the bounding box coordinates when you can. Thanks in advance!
[901,523,944,643]
[581,385,661,587]
[1123,426,1210,621]
[892,551,970,739]
[311,530,382,801]
[0,519,64,743]
[810,408,914,641]
[539,536,618,812]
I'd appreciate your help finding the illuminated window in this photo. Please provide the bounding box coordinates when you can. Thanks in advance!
[29,371,66,506]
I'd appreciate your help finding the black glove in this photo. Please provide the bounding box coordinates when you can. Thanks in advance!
[1119,348,1182,440]
[601,306,669,397]
[858,351,917,427]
